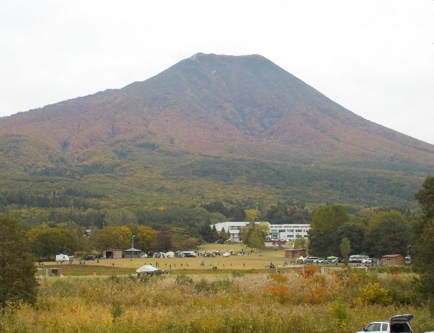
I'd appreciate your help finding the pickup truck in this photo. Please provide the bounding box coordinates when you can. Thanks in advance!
[356,314,413,333]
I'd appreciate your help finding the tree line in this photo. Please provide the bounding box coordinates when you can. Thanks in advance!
[1,196,312,229]
[307,205,414,259]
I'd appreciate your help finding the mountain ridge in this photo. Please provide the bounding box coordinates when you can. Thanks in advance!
[0,53,433,209]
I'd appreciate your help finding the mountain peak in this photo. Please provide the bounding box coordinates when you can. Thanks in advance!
[1,53,434,208]
[189,52,266,61]
[0,53,433,185]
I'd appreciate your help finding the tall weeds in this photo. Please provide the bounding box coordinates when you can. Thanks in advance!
[2,270,434,332]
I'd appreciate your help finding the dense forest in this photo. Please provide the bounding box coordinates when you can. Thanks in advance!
[0,188,417,262]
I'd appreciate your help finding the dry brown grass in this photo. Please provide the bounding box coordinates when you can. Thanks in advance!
[3,268,434,333]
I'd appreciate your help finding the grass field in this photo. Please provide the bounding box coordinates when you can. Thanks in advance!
[39,244,299,277]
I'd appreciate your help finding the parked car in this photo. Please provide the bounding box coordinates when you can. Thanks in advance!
[356,314,413,333]
[371,258,380,265]
[304,256,318,264]
[182,251,196,258]
[83,255,96,261]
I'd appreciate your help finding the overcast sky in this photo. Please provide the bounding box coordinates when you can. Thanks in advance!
[1,1,433,144]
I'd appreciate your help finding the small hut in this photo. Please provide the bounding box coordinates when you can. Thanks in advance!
[381,254,406,266]
[124,248,141,258]
[103,248,123,259]
[47,267,62,277]
[284,248,307,259]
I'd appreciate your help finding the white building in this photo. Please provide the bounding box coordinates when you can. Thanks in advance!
[212,222,310,242]
[269,224,310,241]
[212,222,251,242]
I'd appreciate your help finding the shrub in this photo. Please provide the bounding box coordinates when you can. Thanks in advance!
[175,274,193,285]
[356,282,392,306]
[303,285,326,304]
[331,297,348,329]
[193,277,233,294]
[379,273,421,305]
[297,265,318,278]
[267,273,289,284]
[231,270,245,278]
[111,301,123,322]
[266,285,291,304]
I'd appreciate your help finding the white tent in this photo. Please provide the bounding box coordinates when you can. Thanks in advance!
[153,252,166,258]
[296,256,305,263]
[165,251,175,258]
[136,264,159,273]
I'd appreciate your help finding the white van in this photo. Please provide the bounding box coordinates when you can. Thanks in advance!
[55,254,70,263]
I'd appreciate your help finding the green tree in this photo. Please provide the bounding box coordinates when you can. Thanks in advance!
[365,210,411,257]
[308,229,331,256]
[152,230,172,252]
[354,207,378,220]
[293,237,307,249]
[249,229,265,249]
[239,222,269,249]
[217,228,230,244]
[128,225,156,253]
[28,228,78,260]
[415,176,434,219]
[413,176,434,312]
[245,209,260,222]
[199,220,219,243]
[0,215,38,315]
[266,203,311,224]
[265,203,290,224]
[201,201,229,216]
[308,205,349,256]
[336,220,366,255]
[340,237,351,265]
[170,227,200,250]
[94,226,132,251]
[230,205,246,221]
[103,210,138,227]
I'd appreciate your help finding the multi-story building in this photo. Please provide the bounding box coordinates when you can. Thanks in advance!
[212,222,250,242]
[268,224,310,241]
[212,222,310,242]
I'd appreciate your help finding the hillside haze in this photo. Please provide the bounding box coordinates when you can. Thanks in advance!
[1,53,433,209]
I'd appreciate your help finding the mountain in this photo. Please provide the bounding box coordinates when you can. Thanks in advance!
[0,53,433,209]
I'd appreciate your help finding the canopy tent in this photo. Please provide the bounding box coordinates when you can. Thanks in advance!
[296,256,305,262]
[136,264,159,273]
